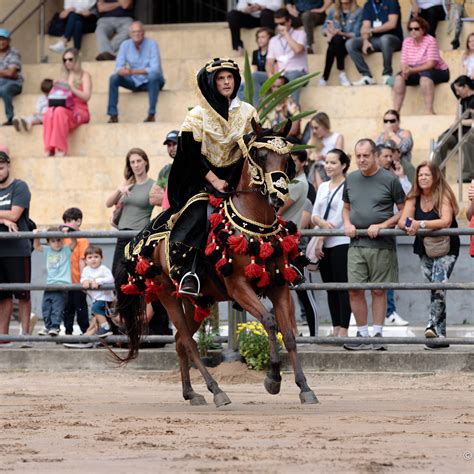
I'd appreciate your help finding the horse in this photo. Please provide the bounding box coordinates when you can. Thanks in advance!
[115,121,319,408]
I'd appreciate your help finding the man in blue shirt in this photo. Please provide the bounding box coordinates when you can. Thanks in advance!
[346,0,403,86]
[107,21,165,123]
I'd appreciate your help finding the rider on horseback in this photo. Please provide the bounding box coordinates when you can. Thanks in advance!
[167,58,258,296]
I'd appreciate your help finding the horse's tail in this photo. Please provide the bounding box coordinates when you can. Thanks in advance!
[111,264,147,364]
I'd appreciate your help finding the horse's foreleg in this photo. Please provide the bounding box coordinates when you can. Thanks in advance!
[268,288,319,405]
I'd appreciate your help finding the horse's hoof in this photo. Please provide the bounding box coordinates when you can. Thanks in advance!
[214,392,231,408]
[264,376,281,395]
[189,394,207,406]
[299,390,319,404]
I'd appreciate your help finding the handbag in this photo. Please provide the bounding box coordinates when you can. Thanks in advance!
[423,235,450,258]
[305,182,344,271]
[48,81,74,109]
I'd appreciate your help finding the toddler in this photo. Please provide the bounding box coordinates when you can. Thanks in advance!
[12,78,53,132]
[34,226,77,336]
[80,245,115,338]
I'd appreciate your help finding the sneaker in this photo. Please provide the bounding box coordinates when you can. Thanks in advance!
[352,75,376,86]
[0,341,13,347]
[317,77,327,87]
[385,312,409,326]
[338,72,351,86]
[96,326,113,338]
[63,342,94,349]
[343,331,373,351]
[12,117,22,132]
[38,327,49,336]
[372,332,387,351]
[424,326,438,338]
[48,328,59,336]
[424,336,450,350]
[49,41,66,54]
[19,342,33,349]
[382,74,394,86]
[21,117,32,132]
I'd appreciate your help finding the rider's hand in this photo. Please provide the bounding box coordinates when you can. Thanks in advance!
[211,178,228,193]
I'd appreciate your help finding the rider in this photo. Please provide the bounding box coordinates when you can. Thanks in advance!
[167,58,259,296]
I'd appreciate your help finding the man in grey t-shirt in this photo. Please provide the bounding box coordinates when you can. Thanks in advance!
[342,139,405,350]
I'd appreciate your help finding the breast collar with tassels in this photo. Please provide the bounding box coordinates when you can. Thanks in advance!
[237,135,293,203]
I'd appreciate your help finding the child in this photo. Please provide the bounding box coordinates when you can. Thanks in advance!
[12,78,53,132]
[463,33,474,80]
[80,245,115,338]
[34,226,77,336]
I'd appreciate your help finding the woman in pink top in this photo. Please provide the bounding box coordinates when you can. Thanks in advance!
[43,47,91,156]
[393,17,449,115]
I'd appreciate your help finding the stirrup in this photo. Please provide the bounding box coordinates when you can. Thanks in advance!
[178,271,201,297]
[288,265,305,290]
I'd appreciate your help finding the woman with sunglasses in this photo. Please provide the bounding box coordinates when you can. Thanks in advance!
[393,17,449,115]
[375,109,413,162]
[43,48,91,156]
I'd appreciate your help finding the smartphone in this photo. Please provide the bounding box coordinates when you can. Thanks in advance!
[405,217,412,228]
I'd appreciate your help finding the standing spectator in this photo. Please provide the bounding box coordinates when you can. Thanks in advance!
[319,0,363,86]
[266,8,308,103]
[61,207,89,335]
[0,152,32,339]
[227,0,280,55]
[375,109,414,162]
[411,0,445,37]
[0,29,23,126]
[34,227,77,336]
[346,0,403,86]
[393,17,449,115]
[342,139,405,350]
[95,0,134,61]
[48,1,98,54]
[311,149,351,337]
[285,0,333,54]
[105,147,154,277]
[399,161,459,349]
[462,33,474,80]
[43,48,91,157]
[12,78,53,132]
[107,21,165,123]
[383,138,415,184]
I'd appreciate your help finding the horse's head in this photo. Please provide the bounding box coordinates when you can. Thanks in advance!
[240,119,296,209]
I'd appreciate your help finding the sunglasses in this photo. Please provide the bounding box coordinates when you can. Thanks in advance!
[63,57,74,63]
[408,26,421,32]
[384,118,397,123]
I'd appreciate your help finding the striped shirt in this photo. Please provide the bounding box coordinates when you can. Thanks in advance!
[401,34,448,70]
[0,46,23,84]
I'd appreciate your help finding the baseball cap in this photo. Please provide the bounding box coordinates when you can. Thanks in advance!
[0,28,11,39]
[0,151,10,163]
[163,130,179,145]
[384,139,399,150]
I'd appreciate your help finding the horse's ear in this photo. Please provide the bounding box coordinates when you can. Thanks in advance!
[280,119,292,138]
[251,118,262,134]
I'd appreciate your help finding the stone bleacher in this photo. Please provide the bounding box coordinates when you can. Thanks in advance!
[0,14,473,228]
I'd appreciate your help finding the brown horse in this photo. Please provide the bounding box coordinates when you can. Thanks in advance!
[115,123,318,408]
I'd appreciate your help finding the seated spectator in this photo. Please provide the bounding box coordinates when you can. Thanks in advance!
[346,0,403,86]
[432,75,474,182]
[375,109,414,162]
[411,0,446,37]
[462,33,474,80]
[49,1,98,53]
[95,0,134,61]
[393,17,449,115]
[43,48,91,157]
[285,0,333,54]
[227,0,280,55]
[107,21,165,123]
[266,8,309,104]
[468,181,474,258]
[13,78,53,132]
[307,112,344,190]
[318,0,362,86]
[0,29,23,126]
[264,76,301,137]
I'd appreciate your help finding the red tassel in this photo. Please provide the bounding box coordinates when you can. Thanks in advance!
[289,246,300,259]
[209,212,223,229]
[209,195,223,208]
[280,235,298,254]
[245,258,263,279]
[283,265,297,283]
[215,257,228,273]
[205,239,217,256]
[259,241,274,260]
[144,279,164,303]
[257,269,270,288]
[120,283,141,295]
[228,234,248,255]
[135,257,151,275]
[194,305,211,323]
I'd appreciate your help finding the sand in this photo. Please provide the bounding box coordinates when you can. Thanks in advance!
[1,363,473,473]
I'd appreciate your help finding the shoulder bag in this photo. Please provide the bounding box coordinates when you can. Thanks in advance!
[423,235,450,258]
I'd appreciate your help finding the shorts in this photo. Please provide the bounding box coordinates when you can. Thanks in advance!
[402,68,450,86]
[91,299,112,317]
[0,256,31,300]
[347,247,399,283]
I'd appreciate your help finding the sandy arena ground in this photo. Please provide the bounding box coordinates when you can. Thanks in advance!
[1,363,473,473]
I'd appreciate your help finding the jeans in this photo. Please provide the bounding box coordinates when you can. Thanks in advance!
[95,16,133,54]
[63,290,89,334]
[0,78,22,121]
[63,12,97,50]
[42,291,67,330]
[386,288,396,317]
[301,10,326,48]
[284,69,307,104]
[107,72,165,117]
[346,34,402,77]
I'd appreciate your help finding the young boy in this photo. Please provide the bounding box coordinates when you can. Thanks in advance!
[34,227,76,336]
[80,245,114,338]
[12,78,53,132]
[61,207,89,335]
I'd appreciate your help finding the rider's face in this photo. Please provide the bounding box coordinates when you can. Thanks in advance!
[215,71,235,99]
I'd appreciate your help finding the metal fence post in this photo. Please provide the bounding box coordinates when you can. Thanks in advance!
[458,103,464,202]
